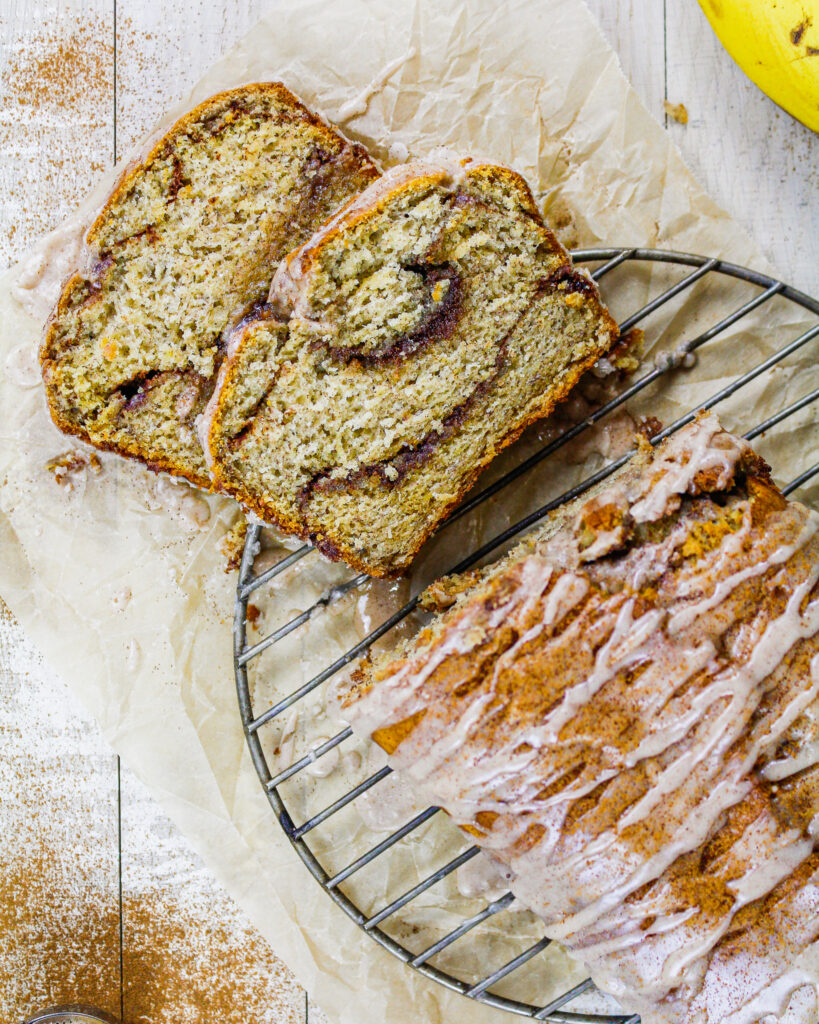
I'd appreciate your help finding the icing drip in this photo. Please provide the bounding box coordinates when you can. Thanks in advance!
[456,853,515,900]
[12,211,90,323]
[336,49,417,122]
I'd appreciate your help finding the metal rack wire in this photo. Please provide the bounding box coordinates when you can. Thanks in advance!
[234,248,819,1022]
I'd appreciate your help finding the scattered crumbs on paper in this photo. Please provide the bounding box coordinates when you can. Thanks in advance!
[542,194,579,250]
[664,99,689,125]
[46,449,102,489]
[337,48,417,122]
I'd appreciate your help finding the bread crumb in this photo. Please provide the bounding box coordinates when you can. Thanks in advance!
[543,195,579,250]
[664,100,688,125]
[46,449,101,488]
[637,416,663,440]
[220,514,248,572]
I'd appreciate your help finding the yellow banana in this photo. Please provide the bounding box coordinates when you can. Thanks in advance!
[697,0,819,133]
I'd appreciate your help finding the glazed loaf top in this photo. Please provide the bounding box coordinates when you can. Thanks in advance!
[339,414,819,1023]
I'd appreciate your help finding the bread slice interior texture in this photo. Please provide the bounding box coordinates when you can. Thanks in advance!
[206,156,620,576]
[40,83,378,488]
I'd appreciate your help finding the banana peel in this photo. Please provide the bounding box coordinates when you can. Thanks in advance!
[697,0,819,133]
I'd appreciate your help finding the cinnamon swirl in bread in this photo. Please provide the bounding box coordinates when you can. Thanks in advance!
[204,155,619,576]
[41,84,377,488]
[339,414,819,1023]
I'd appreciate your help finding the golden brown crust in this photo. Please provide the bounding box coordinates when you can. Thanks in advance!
[84,82,374,250]
[278,162,544,296]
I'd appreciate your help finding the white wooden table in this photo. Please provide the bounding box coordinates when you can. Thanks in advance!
[0,2,816,1021]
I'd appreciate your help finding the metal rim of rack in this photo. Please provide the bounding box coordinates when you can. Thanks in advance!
[234,248,819,1023]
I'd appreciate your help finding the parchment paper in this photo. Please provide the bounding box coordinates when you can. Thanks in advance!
[1,1,817,1021]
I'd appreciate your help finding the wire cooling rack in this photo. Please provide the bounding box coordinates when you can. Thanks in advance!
[234,248,819,1023]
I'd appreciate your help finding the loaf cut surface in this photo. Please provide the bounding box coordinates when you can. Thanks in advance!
[41,83,378,488]
[339,414,819,1023]
[205,155,619,575]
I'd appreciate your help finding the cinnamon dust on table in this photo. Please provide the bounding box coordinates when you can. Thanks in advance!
[0,850,304,1024]
[1,602,304,1024]
[3,24,111,113]
[0,850,121,1019]
[122,890,304,1024]
[0,17,113,266]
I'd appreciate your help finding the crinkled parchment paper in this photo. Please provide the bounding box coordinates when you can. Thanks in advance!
[1,0,817,1021]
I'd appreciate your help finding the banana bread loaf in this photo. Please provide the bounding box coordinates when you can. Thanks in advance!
[41,83,378,488]
[338,414,819,1023]
[204,154,619,575]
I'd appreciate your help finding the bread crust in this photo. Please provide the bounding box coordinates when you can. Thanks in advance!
[40,82,378,490]
[83,82,375,251]
[274,160,542,305]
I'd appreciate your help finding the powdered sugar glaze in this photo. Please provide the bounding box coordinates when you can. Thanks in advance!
[337,414,819,1024]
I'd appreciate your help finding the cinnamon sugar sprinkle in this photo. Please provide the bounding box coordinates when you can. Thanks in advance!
[4,25,111,113]
[0,18,112,267]
[0,850,304,1024]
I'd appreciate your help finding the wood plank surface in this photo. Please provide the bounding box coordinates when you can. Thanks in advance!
[0,0,114,268]
[119,764,306,1024]
[665,2,819,295]
[0,3,120,1015]
[584,0,666,122]
[586,0,819,295]
[0,2,308,1020]
[114,0,267,159]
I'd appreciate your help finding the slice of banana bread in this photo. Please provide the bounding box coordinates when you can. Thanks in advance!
[204,154,619,576]
[41,83,378,488]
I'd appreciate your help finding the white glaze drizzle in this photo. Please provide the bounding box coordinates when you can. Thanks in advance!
[456,853,515,900]
[4,342,41,389]
[628,416,747,523]
[338,415,819,1023]
[336,48,418,122]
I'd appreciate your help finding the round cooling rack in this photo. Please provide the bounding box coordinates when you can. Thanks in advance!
[234,248,819,1023]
